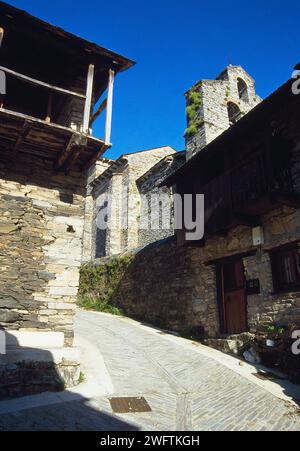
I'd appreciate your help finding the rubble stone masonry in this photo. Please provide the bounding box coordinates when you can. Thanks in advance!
[0,150,86,347]
[110,206,300,338]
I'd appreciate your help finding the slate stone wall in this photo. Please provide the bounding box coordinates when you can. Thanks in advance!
[102,206,300,338]
[0,150,86,346]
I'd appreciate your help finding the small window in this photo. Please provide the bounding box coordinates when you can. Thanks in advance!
[227,102,242,125]
[270,244,300,293]
[237,78,249,103]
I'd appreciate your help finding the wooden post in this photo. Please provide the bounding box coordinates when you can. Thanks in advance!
[83,64,95,134]
[89,98,107,127]
[105,69,115,145]
[0,28,4,48]
[45,92,53,123]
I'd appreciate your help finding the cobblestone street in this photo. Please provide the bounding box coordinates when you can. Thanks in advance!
[0,310,300,431]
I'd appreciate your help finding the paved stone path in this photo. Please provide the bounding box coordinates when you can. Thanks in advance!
[0,310,300,431]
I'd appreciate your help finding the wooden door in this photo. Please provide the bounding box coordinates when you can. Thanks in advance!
[220,259,248,335]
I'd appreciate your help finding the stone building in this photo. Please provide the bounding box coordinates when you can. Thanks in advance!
[101,66,300,347]
[84,146,185,259]
[185,65,262,160]
[0,2,133,397]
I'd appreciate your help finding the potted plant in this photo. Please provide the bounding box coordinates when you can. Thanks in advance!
[266,324,286,347]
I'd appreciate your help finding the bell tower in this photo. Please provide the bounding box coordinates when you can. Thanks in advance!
[185,65,262,161]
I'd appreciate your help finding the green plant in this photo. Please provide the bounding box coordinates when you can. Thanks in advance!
[78,254,134,315]
[78,372,86,384]
[185,88,203,138]
[225,83,231,99]
[266,324,286,338]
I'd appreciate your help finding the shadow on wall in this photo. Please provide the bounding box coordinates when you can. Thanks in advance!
[0,330,139,431]
[0,329,66,400]
[79,236,194,333]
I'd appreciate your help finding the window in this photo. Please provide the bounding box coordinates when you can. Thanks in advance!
[270,244,300,292]
[227,102,242,125]
[237,78,249,103]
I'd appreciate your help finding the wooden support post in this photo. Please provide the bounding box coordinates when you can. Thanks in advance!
[45,92,53,123]
[105,69,115,145]
[83,64,95,134]
[0,28,4,48]
[83,143,107,171]
[55,133,85,170]
[90,98,107,127]
[12,120,32,157]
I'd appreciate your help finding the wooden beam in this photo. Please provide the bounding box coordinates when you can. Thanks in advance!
[105,69,115,145]
[64,144,86,174]
[13,120,32,154]
[83,143,108,170]
[83,64,95,133]
[55,134,87,170]
[90,98,107,127]
[0,107,106,147]
[0,65,86,99]
[45,92,53,123]
[205,249,257,267]
[0,28,4,48]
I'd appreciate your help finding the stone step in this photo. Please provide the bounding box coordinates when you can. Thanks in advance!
[1,347,80,366]
[203,333,254,355]
[4,331,65,350]
[0,347,81,400]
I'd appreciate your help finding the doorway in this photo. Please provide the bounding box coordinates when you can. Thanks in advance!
[218,259,248,335]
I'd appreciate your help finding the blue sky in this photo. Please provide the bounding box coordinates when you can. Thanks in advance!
[7,0,300,159]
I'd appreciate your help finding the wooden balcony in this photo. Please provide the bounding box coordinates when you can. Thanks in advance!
[177,147,300,245]
[230,152,300,217]
[0,64,116,172]
[0,2,135,172]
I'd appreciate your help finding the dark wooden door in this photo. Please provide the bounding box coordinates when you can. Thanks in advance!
[221,260,248,334]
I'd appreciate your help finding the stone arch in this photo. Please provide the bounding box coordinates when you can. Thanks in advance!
[227,101,242,125]
[237,77,249,102]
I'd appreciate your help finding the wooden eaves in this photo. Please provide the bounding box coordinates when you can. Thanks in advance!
[0,108,110,172]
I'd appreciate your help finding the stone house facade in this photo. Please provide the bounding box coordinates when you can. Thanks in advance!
[0,2,133,397]
[113,208,300,339]
[96,67,300,344]
[162,68,300,338]
[84,146,185,259]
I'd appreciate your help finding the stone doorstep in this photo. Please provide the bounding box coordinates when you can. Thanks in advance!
[203,333,254,356]
[4,331,65,349]
[1,347,80,366]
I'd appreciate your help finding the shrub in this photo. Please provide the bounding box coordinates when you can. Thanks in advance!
[78,254,134,315]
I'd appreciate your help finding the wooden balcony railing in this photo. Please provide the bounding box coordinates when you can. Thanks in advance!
[201,150,298,237]
[0,64,115,145]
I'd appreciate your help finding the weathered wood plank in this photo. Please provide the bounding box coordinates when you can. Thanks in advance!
[12,120,32,153]
[0,28,4,48]
[0,65,86,99]
[55,134,87,170]
[83,143,109,170]
[90,98,107,127]
[83,64,95,133]
[105,69,115,145]
[45,92,54,123]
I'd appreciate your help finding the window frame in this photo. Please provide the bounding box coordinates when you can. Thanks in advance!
[270,243,300,293]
